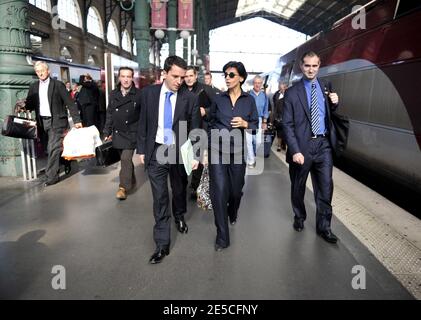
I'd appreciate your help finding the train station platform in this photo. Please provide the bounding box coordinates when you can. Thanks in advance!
[0,147,419,300]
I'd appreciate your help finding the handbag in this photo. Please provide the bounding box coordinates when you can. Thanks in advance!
[331,111,349,157]
[95,140,120,167]
[273,117,282,130]
[1,115,37,140]
[197,165,213,211]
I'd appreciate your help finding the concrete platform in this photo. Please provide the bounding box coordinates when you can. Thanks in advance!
[0,153,415,300]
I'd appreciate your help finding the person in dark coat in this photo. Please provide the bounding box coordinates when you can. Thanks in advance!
[204,71,223,95]
[272,82,288,151]
[180,66,217,199]
[78,74,100,128]
[104,67,141,200]
[96,80,107,135]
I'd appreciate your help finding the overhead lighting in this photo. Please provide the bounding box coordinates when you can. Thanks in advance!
[235,0,306,19]
[154,29,165,39]
[68,36,72,40]
[31,22,36,26]
[180,30,190,39]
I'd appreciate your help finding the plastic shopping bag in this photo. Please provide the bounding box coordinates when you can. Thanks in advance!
[62,125,102,160]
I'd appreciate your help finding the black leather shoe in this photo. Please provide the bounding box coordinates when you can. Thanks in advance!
[149,248,170,264]
[44,180,58,187]
[293,219,304,232]
[214,244,227,252]
[317,230,338,244]
[175,220,188,234]
[229,217,237,225]
[64,162,71,175]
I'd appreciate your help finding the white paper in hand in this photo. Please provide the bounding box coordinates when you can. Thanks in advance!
[180,138,194,176]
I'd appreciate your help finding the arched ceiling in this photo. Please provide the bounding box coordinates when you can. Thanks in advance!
[204,0,373,36]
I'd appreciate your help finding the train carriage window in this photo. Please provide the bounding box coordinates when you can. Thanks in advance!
[395,1,421,18]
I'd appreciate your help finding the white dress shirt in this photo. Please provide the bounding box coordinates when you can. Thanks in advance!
[155,83,177,145]
[39,77,51,117]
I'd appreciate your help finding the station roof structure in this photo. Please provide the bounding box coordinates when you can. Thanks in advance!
[205,0,373,36]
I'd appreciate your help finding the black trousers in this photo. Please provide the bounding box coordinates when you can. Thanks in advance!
[42,118,65,183]
[147,144,188,250]
[288,137,333,232]
[118,149,135,190]
[209,152,246,248]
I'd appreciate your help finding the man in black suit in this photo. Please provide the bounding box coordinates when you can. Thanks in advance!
[24,61,82,186]
[137,56,201,264]
[282,51,339,244]
[180,66,217,199]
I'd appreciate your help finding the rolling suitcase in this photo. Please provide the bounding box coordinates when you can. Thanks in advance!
[263,126,275,158]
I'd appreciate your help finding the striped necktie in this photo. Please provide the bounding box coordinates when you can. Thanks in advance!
[164,91,173,145]
[310,82,321,135]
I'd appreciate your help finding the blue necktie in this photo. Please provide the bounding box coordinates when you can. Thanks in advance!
[164,91,173,145]
[310,82,321,135]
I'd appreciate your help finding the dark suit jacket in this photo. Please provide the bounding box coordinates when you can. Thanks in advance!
[180,81,217,131]
[136,84,200,167]
[281,78,338,163]
[25,78,81,130]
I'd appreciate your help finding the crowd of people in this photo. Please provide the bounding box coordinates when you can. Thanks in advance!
[17,50,341,264]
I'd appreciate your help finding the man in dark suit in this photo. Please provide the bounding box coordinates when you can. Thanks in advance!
[24,61,82,186]
[137,56,201,264]
[282,51,339,244]
[180,66,217,199]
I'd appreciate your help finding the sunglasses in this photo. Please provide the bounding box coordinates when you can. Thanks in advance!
[224,72,238,79]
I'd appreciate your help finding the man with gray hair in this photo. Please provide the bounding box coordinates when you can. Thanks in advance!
[247,75,269,168]
[22,61,82,186]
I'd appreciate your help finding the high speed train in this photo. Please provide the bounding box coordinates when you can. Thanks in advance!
[31,55,102,85]
[263,0,421,194]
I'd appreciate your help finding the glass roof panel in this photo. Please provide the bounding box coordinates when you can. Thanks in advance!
[235,0,306,19]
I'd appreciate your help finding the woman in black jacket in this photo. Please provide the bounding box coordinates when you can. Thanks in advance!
[104,67,141,200]
[207,61,259,251]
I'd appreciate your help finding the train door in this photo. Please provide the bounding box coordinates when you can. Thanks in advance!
[60,66,70,83]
